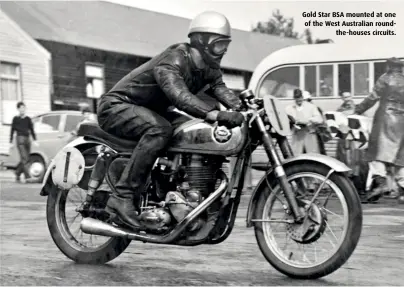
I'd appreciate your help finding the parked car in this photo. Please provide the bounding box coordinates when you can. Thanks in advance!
[3,110,97,182]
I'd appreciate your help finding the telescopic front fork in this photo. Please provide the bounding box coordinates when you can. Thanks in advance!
[255,117,305,222]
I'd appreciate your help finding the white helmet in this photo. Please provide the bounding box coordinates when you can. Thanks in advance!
[188,11,231,38]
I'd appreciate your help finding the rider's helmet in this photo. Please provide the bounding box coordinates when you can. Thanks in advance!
[188,11,232,69]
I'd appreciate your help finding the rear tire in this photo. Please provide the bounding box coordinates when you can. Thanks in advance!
[254,163,362,279]
[46,183,131,264]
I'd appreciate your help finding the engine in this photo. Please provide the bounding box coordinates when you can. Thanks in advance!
[137,154,226,232]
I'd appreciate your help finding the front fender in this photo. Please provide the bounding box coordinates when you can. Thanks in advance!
[39,137,107,196]
[246,153,351,227]
[251,153,351,173]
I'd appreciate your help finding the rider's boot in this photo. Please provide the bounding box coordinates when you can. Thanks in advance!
[397,186,404,204]
[367,176,389,202]
[105,191,141,230]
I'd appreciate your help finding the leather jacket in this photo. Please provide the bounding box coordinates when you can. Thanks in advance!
[103,43,242,118]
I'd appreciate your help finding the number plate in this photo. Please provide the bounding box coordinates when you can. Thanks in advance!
[51,147,85,190]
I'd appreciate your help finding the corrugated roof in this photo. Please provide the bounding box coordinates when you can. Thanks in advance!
[0,1,302,72]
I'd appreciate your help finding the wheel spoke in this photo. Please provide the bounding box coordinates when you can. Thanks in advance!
[325,220,339,243]
[55,185,112,251]
[300,244,312,264]
[67,213,81,228]
[322,207,343,220]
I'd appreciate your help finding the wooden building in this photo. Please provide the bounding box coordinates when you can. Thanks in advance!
[0,8,51,153]
[0,1,301,113]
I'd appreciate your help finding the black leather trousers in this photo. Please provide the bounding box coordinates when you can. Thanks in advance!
[97,96,187,198]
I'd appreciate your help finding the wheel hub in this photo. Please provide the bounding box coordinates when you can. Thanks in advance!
[30,162,44,177]
[286,199,327,244]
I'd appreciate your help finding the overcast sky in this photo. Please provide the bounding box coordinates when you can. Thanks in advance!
[106,0,404,45]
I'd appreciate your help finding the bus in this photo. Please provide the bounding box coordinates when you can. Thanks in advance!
[248,42,404,118]
[247,42,403,162]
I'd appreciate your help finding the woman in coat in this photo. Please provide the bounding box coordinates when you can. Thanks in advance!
[355,57,404,203]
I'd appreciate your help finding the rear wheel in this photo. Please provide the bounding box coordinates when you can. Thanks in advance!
[254,163,362,279]
[46,183,131,264]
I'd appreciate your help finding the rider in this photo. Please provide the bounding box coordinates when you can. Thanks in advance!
[97,11,245,229]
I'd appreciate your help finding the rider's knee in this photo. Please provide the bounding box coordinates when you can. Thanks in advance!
[148,125,174,139]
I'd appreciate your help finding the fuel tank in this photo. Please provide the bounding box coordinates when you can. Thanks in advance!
[168,119,248,156]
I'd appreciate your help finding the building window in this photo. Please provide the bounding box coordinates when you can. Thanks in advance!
[85,63,105,99]
[319,65,333,97]
[0,62,22,124]
[258,66,299,98]
[304,66,317,96]
[374,62,386,82]
[353,63,369,95]
[338,63,351,95]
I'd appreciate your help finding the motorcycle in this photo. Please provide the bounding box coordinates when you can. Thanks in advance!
[40,89,362,279]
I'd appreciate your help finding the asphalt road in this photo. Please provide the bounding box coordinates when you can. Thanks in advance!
[1,178,404,286]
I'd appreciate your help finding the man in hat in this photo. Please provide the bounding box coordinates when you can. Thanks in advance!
[355,57,404,203]
[285,89,323,155]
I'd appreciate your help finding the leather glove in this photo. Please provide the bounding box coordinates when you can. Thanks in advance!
[216,111,245,129]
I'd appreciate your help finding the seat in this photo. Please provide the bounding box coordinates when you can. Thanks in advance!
[77,122,138,152]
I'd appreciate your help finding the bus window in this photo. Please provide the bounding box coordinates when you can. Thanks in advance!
[354,63,369,95]
[374,62,386,82]
[304,66,316,96]
[338,64,351,95]
[258,66,299,98]
[319,65,333,97]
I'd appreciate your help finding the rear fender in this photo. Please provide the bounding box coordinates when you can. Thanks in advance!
[246,153,351,227]
[39,137,109,196]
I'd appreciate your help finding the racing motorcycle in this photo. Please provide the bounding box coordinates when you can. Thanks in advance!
[40,89,362,279]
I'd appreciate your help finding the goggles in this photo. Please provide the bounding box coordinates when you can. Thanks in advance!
[207,37,231,56]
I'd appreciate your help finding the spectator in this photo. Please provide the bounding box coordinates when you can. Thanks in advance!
[68,107,96,141]
[334,92,370,202]
[336,92,356,165]
[302,91,330,155]
[320,75,333,97]
[355,57,404,204]
[9,102,38,183]
[337,92,355,115]
[285,89,323,155]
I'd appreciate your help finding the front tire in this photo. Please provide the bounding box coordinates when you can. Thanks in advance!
[46,183,131,264]
[254,163,362,279]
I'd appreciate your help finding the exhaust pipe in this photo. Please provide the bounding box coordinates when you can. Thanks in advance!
[80,171,228,244]
[80,217,130,238]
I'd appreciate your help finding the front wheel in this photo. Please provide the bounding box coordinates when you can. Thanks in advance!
[254,163,362,279]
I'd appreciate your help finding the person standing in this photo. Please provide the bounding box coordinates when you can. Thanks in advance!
[355,57,404,204]
[335,92,370,202]
[286,89,323,155]
[335,92,356,165]
[302,91,330,155]
[9,102,38,183]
